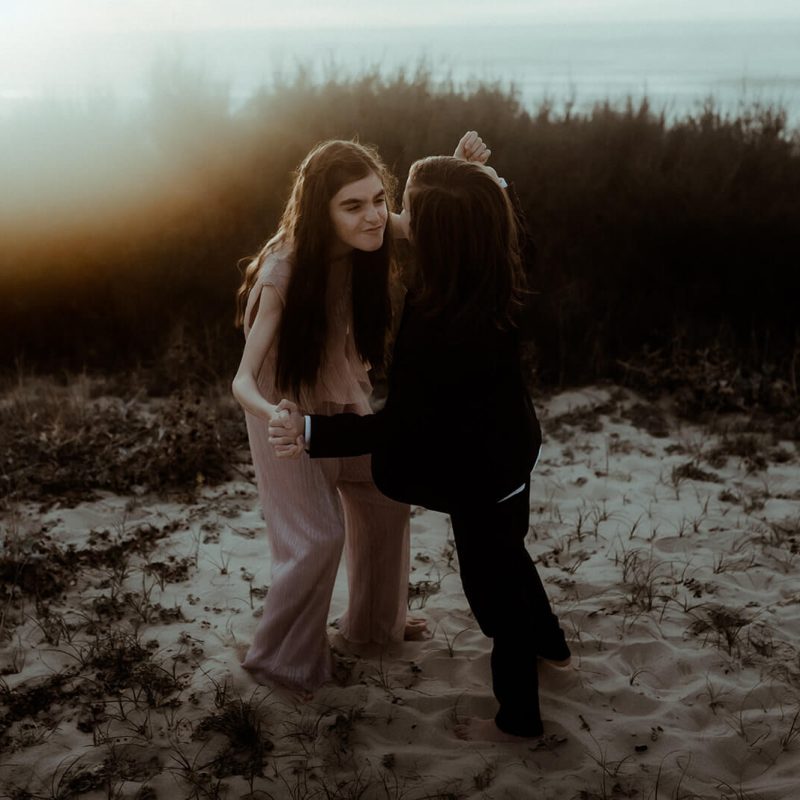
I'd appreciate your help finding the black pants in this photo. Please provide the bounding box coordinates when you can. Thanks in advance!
[449,481,570,736]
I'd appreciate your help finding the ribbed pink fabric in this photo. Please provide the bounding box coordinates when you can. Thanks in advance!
[240,249,410,691]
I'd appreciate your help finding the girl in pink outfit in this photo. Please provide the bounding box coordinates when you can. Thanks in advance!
[232,140,413,692]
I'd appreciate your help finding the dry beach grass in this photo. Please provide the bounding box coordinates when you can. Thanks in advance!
[1,378,799,799]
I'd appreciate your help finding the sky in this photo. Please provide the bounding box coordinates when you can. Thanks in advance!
[3,0,800,35]
[1,0,799,225]
[1,0,799,108]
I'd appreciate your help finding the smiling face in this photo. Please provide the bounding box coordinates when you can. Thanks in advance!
[328,172,388,256]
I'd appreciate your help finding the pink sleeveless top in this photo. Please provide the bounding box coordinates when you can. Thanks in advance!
[243,247,372,412]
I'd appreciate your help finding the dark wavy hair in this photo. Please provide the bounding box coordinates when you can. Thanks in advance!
[405,156,525,330]
[235,140,396,401]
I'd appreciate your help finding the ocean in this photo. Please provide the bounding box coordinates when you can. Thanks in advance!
[2,20,800,123]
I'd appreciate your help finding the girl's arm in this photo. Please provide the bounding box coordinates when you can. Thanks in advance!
[231,285,283,421]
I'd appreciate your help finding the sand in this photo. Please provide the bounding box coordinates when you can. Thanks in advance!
[1,385,798,799]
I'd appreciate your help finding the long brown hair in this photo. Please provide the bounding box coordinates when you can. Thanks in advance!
[405,156,525,330]
[235,140,396,400]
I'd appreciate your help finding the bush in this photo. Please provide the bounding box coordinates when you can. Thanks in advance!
[1,68,798,391]
[0,375,248,505]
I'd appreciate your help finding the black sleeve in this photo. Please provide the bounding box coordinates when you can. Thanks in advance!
[307,411,384,459]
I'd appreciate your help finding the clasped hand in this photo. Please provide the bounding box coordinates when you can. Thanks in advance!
[268,399,305,458]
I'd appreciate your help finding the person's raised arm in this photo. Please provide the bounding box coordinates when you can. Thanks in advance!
[390,130,492,239]
[231,285,284,422]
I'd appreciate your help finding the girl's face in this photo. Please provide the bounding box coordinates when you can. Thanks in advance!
[328,172,388,256]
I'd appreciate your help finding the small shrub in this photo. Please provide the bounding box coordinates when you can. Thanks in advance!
[0,379,248,505]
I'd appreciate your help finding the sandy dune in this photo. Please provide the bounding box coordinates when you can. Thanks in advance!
[1,386,798,799]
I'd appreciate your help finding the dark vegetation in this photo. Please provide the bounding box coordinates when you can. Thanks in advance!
[2,64,798,385]
[0,374,248,506]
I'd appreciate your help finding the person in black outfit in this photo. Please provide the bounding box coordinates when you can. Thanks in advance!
[268,155,571,741]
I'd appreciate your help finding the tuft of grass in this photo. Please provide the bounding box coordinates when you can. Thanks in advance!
[620,402,671,438]
[613,544,673,614]
[671,461,720,485]
[407,572,443,611]
[707,434,771,472]
[193,692,274,780]
[0,671,79,747]
[688,605,754,657]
